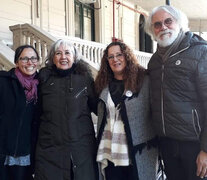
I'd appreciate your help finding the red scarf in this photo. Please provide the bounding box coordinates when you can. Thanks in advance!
[15,68,39,104]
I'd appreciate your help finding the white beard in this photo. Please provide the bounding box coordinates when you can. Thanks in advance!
[155,28,180,47]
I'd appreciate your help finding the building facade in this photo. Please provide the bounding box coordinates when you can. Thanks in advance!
[0,0,206,70]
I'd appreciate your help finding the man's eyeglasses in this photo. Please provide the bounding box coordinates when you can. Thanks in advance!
[19,56,39,63]
[152,18,174,30]
[107,53,124,61]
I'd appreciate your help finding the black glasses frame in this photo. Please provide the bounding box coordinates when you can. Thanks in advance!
[19,56,39,63]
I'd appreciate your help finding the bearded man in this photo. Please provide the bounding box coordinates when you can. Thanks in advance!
[145,5,207,180]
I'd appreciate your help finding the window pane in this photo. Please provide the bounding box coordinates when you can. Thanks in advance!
[74,0,94,41]
[75,4,81,38]
[84,16,91,40]
[88,9,91,18]
[75,5,80,14]
[84,8,88,17]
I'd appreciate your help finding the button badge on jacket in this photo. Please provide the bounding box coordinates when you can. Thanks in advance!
[175,60,181,65]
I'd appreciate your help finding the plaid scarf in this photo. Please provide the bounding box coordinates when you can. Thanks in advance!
[97,92,130,178]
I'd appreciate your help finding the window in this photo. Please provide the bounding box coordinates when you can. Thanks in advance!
[74,0,95,41]
[139,14,153,53]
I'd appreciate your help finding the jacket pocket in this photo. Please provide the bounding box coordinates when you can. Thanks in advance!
[75,87,87,98]
[192,109,201,138]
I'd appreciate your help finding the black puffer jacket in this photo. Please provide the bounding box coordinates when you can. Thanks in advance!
[35,60,98,180]
[148,32,207,152]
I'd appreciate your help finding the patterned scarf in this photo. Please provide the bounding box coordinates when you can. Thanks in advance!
[97,92,130,179]
[15,68,39,104]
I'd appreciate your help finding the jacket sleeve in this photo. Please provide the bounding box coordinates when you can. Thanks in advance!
[87,76,98,115]
[0,79,2,121]
[196,46,207,152]
[30,81,42,172]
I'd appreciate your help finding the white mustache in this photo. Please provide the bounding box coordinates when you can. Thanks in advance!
[158,30,173,38]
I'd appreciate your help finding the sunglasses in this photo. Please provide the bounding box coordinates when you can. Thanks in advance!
[152,18,174,30]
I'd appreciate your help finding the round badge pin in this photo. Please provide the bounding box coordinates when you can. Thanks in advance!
[125,90,132,97]
[175,60,181,65]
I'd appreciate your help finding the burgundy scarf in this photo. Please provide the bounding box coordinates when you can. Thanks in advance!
[15,68,39,104]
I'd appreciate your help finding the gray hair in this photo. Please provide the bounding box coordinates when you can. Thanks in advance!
[45,39,82,67]
[145,5,189,40]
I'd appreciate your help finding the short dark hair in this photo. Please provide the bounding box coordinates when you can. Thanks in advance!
[14,45,40,63]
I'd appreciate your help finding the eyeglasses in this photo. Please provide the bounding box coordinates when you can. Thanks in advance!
[19,56,39,63]
[107,53,124,61]
[152,18,174,30]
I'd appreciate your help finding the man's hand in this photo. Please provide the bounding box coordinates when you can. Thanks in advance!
[196,150,207,178]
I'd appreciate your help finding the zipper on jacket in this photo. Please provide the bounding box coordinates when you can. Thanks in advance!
[70,154,77,178]
[159,45,190,137]
[192,109,201,138]
[75,87,87,98]
[161,64,166,135]
[169,46,190,58]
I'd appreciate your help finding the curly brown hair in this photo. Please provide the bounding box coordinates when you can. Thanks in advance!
[95,41,146,95]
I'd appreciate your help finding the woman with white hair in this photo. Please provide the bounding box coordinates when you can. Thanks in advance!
[34,39,99,180]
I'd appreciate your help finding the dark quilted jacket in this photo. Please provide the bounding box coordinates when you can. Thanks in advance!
[148,31,207,152]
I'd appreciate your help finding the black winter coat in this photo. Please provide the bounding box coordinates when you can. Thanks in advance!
[148,31,207,152]
[0,68,38,164]
[35,61,98,180]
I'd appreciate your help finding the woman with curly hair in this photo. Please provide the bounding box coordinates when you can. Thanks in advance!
[95,41,158,180]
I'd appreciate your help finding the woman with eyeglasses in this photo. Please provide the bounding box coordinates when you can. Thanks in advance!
[95,41,158,180]
[0,45,40,180]
[34,39,99,180]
